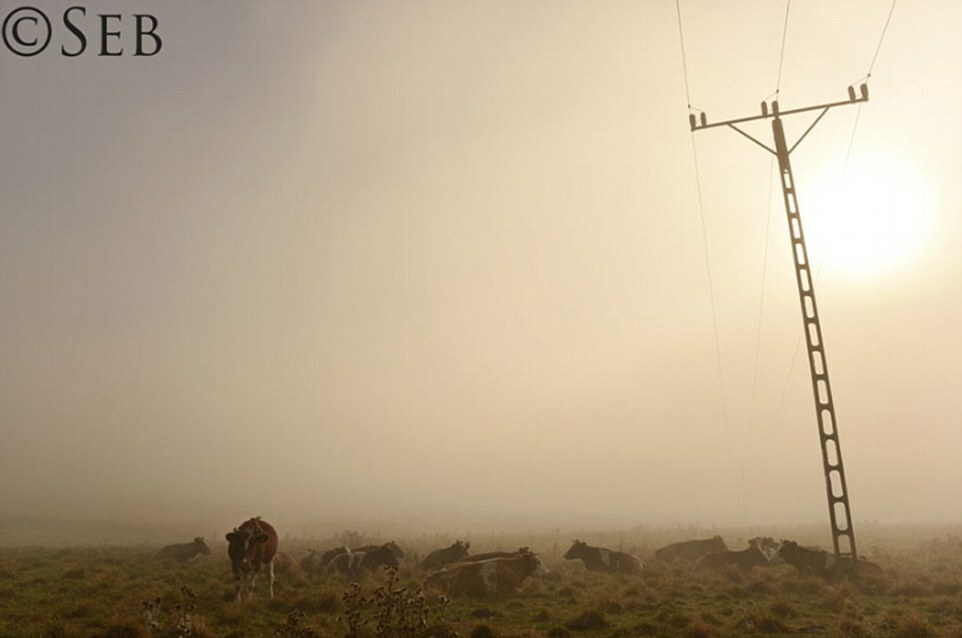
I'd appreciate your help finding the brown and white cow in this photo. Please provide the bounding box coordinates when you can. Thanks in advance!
[421,540,470,571]
[694,540,771,573]
[327,542,404,576]
[154,537,212,563]
[226,517,278,602]
[564,540,643,574]
[655,536,728,563]
[424,551,550,596]
[300,546,348,576]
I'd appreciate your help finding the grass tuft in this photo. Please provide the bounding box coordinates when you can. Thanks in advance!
[566,609,609,631]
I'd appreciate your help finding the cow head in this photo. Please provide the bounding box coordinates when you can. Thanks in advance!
[384,541,405,559]
[226,527,270,573]
[564,540,588,559]
[454,539,470,551]
[193,537,213,555]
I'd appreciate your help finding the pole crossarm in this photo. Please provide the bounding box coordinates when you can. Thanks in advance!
[690,86,868,133]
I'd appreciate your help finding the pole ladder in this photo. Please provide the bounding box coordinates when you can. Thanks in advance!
[689,84,869,561]
[772,116,856,561]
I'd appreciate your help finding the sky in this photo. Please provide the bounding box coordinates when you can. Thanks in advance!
[1,0,961,543]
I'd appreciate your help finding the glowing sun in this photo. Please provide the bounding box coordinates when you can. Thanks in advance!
[800,153,933,282]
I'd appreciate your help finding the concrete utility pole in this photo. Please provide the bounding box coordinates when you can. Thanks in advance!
[689,85,869,562]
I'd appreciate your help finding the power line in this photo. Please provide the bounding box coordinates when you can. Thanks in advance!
[675,0,693,108]
[675,0,741,520]
[868,0,898,76]
[776,0,792,94]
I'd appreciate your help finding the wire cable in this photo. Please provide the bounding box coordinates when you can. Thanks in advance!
[775,0,792,94]
[676,0,742,520]
[675,0,693,108]
[751,0,790,430]
[868,0,898,77]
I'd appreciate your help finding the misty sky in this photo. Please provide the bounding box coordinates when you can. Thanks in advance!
[1,0,961,538]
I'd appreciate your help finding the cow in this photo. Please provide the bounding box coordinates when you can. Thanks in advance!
[154,537,212,563]
[655,536,728,563]
[749,537,782,562]
[327,542,402,576]
[424,551,550,596]
[421,540,470,571]
[772,540,833,578]
[459,547,532,563]
[225,517,278,602]
[300,546,348,575]
[356,541,405,561]
[774,540,883,579]
[694,540,771,573]
[273,551,298,575]
[563,540,643,574]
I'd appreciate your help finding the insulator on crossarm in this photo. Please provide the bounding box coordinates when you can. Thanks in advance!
[689,113,697,130]
[860,83,869,100]
[761,101,768,116]
[772,100,780,115]
[847,86,857,101]
[700,112,707,127]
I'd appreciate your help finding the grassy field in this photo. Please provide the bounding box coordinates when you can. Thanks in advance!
[2,527,962,638]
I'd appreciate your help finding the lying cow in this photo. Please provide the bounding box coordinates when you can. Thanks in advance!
[421,540,470,571]
[300,546,348,575]
[425,551,549,596]
[772,540,833,577]
[775,540,883,578]
[273,551,298,575]
[694,540,771,573]
[154,537,212,563]
[226,516,278,602]
[655,536,728,563]
[564,540,643,574]
[459,547,532,563]
[327,542,403,576]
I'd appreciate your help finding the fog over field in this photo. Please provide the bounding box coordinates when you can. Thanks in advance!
[2,1,961,545]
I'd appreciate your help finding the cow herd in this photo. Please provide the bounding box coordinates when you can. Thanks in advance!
[156,517,883,602]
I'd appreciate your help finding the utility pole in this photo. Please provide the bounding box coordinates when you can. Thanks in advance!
[689,84,869,562]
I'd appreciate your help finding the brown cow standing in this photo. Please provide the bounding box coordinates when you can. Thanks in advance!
[226,517,278,602]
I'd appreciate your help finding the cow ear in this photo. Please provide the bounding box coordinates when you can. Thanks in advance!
[254,533,269,544]
[226,532,236,542]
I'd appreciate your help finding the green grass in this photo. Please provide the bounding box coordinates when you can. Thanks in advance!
[1,530,962,637]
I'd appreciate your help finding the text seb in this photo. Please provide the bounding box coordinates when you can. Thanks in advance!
[2,6,162,57]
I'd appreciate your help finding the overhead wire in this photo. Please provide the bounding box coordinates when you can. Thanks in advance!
[675,0,739,520]
[751,0,791,432]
